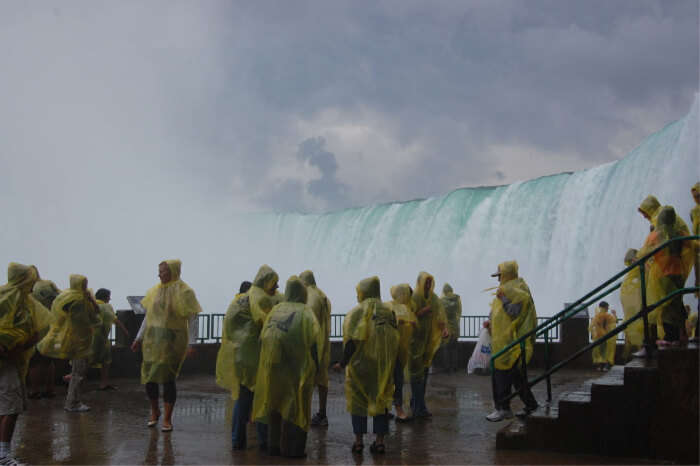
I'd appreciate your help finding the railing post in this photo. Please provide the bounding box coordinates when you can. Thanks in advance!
[639,262,652,358]
[520,340,528,402]
[544,331,552,402]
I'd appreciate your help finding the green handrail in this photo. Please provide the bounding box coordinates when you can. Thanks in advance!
[490,235,699,406]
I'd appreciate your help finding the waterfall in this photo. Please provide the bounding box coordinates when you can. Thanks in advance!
[235,95,699,316]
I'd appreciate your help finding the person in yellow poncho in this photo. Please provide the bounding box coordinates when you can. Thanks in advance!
[388,283,416,422]
[28,279,60,399]
[0,263,49,464]
[130,260,202,432]
[252,276,320,458]
[690,182,699,340]
[620,249,644,360]
[217,266,278,450]
[439,283,462,373]
[38,273,100,413]
[409,271,448,419]
[333,276,399,455]
[299,270,332,428]
[638,195,662,231]
[638,195,692,238]
[91,288,129,390]
[686,308,697,339]
[637,206,695,346]
[485,261,539,422]
[589,302,617,371]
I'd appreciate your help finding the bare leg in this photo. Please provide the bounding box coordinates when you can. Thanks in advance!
[354,433,363,449]
[375,433,385,446]
[99,365,109,389]
[149,398,160,423]
[163,402,174,429]
[395,405,407,419]
[0,415,18,443]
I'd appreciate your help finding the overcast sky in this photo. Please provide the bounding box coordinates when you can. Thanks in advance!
[1,1,698,308]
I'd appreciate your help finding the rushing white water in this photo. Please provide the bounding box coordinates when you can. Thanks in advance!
[234,95,700,317]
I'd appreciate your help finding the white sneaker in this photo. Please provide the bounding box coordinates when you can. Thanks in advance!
[65,403,90,412]
[632,347,647,358]
[485,409,513,422]
[0,454,26,466]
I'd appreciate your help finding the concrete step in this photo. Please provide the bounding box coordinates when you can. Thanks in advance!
[589,365,625,406]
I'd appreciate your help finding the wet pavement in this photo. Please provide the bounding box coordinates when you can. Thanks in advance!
[14,368,652,465]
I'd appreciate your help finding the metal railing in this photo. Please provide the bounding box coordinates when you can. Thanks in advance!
[490,235,699,405]
[328,314,559,341]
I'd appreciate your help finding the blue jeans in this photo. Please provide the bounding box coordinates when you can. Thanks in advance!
[410,368,430,416]
[232,385,268,449]
[393,358,404,407]
[351,413,389,435]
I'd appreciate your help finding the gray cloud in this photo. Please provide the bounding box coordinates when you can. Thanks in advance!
[297,137,349,208]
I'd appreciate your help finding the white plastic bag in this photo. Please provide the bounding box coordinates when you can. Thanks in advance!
[467,328,492,374]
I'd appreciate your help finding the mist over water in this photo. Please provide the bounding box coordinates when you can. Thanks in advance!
[235,95,700,317]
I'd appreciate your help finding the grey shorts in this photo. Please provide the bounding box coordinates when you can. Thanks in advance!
[0,363,26,415]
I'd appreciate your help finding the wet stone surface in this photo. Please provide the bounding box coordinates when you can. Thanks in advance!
[14,369,646,465]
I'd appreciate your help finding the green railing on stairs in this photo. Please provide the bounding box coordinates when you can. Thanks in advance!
[490,235,700,406]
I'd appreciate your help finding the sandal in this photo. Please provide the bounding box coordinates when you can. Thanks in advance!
[369,442,385,454]
[147,410,160,428]
[351,442,364,454]
[161,423,173,432]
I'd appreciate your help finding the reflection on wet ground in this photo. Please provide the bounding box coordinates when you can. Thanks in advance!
[14,369,648,464]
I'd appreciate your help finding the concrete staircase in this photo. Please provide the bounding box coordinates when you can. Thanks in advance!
[497,343,698,463]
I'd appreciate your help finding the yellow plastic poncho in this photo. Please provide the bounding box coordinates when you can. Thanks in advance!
[32,280,60,311]
[252,276,320,431]
[0,263,38,353]
[216,294,267,399]
[38,274,99,361]
[343,276,399,417]
[0,263,53,380]
[639,206,695,334]
[589,306,617,365]
[140,260,202,384]
[299,270,331,387]
[248,265,283,319]
[489,261,537,371]
[638,195,661,228]
[31,280,59,340]
[691,183,700,295]
[440,283,462,342]
[691,183,700,236]
[409,272,446,380]
[687,312,698,338]
[638,195,692,237]
[90,300,117,368]
[619,249,644,348]
[389,284,417,370]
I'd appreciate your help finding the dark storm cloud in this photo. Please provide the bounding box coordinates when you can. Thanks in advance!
[297,137,349,208]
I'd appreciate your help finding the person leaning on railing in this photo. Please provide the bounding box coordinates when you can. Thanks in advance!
[637,206,695,347]
[485,261,539,422]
